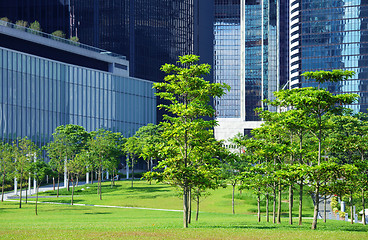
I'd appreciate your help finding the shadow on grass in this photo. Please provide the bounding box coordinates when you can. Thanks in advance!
[125,186,171,193]
[84,212,112,215]
[40,199,83,204]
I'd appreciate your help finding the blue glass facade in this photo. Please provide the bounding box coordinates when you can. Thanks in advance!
[214,0,241,118]
[0,1,214,84]
[291,0,368,112]
[0,47,156,146]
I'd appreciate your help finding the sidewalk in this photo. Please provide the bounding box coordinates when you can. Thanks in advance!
[2,181,86,201]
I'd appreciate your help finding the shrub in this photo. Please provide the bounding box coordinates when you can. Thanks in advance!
[29,20,42,32]
[15,20,28,30]
[51,30,65,39]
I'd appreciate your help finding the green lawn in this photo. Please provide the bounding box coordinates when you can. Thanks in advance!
[0,180,367,239]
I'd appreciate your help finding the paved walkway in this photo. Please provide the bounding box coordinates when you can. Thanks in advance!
[2,181,86,201]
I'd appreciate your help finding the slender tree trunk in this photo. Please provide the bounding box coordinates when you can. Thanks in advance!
[188,189,192,224]
[266,192,269,222]
[299,181,303,225]
[273,183,276,223]
[257,190,261,222]
[131,158,134,188]
[19,175,23,208]
[289,183,293,225]
[91,171,94,184]
[71,178,75,205]
[57,175,60,198]
[350,193,354,224]
[98,167,102,200]
[362,188,366,225]
[25,179,28,204]
[232,183,235,214]
[324,195,327,223]
[196,191,200,221]
[183,186,189,228]
[311,183,320,230]
[35,184,39,216]
[67,171,70,191]
[1,173,5,202]
[277,180,282,224]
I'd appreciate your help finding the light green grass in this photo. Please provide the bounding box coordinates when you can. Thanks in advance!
[1,180,367,239]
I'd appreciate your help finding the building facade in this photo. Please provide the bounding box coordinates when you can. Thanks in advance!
[290,0,368,112]
[214,0,287,140]
[0,0,214,84]
[0,22,156,147]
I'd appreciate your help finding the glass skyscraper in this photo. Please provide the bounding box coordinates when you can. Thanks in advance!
[0,0,214,83]
[214,0,286,140]
[290,0,368,112]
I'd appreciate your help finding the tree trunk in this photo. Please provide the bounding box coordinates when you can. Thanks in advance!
[131,157,134,188]
[57,175,60,198]
[91,171,94,184]
[257,190,261,222]
[19,175,23,208]
[299,181,303,225]
[324,195,327,223]
[289,183,293,225]
[98,167,102,200]
[350,193,354,224]
[71,178,75,205]
[188,189,192,224]
[273,183,276,223]
[1,173,5,202]
[277,180,282,224]
[183,186,189,228]
[196,192,200,221]
[232,184,235,214]
[25,178,28,204]
[67,171,70,191]
[362,188,366,225]
[266,192,269,222]
[311,183,320,230]
[35,184,39,216]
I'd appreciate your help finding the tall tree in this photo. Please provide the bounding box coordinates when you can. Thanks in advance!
[145,55,229,228]
[0,143,14,202]
[13,137,38,208]
[30,160,52,215]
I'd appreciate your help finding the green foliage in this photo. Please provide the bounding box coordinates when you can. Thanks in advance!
[69,36,79,42]
[15,20,28,29]
[51,30,66,39]
[29,20,42,32]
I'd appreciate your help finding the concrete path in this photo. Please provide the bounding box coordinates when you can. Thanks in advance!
[2,181,86,201]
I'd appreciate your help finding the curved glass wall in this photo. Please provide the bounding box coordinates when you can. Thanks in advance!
[0,47,156,147]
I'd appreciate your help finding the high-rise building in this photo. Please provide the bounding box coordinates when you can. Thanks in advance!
[214,0,287,140]
[0,0,214,83]
[290,0,368,112]
[0,21,156,146]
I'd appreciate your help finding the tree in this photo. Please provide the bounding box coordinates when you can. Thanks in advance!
[145,55,229,228]
[0,143,14,202]
[13,137,38,208]
[30,160,52,215]
[51,30,65,39]
[29,21,42,33]
[87,129,123,200]
[124,136,140,188]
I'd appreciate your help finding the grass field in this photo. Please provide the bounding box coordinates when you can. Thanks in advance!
[0,180,367,239]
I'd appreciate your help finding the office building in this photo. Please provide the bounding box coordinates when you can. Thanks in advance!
[214,0,288,140]
[0,0,214,84]
[290,0,368,112]
[0,21,156,146]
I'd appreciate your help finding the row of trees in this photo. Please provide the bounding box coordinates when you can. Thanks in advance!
[225,70,368,230]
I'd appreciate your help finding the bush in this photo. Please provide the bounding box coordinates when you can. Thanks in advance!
[29,20,42,32]
[51,30,65,40]
[15,20,28,30]
[330,196,339,210]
